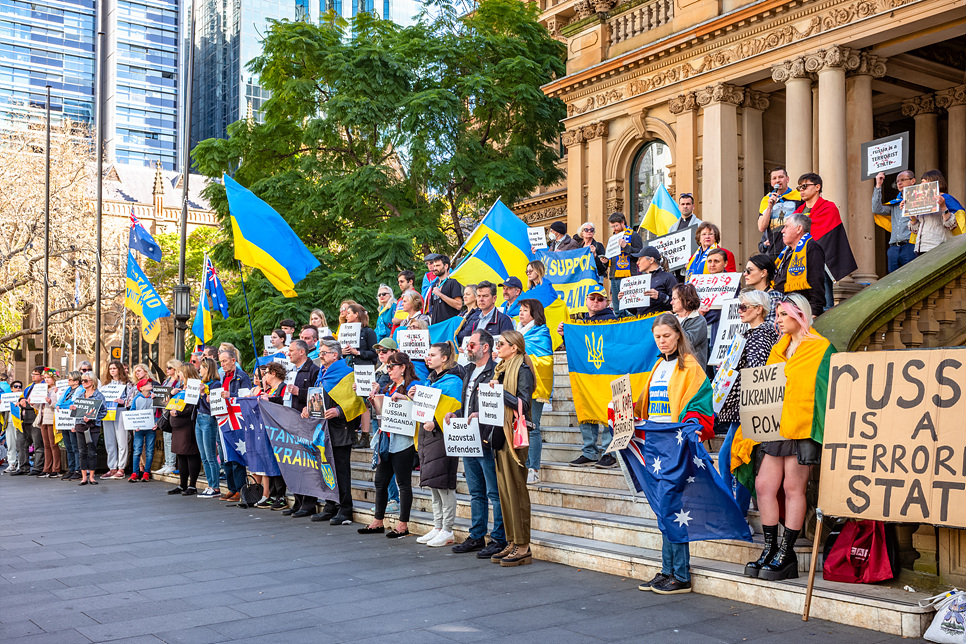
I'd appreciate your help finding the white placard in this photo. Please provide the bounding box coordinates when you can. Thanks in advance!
[100,382,126,401]
[338,323,361,350]
[54,407,74,433]
[353,365,375,397]
[605,234,623,259]
[318,326,332,339]
[646,229,697,271]
[122,409,156,431]
[605,375,635,453]
[184,379,202,405]
[263,335,275,352]
[444,417,483,457]
[273,356,294,370]
[861,131,909,178]
[478,382,504,425]
[688,272,742,309]
[381,399,417,436]
[527,227,548,251]
[208,388,228,416]
[617,274,651,310]
[708,298,749,366]
[457,336,471,367]
[410,385,443,425]
[1,392,22,412]
[56,379,68,391]
[712,333,746,414]
[398,329,430,360]
[28,382,48,405]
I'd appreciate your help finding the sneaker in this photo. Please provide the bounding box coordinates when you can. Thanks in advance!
[182,487,198,496]
[141,472,150,482]
[427,530,455,547]
[452,536,485,554]
[569,455,598,467]
[385,500,400,514]
[638,572,669,591]
[417,528,441,544]
[478,540,508,559]
[270,498,287,510]
[330,513,353,526]
[167,486,185,495]
[151,467,166,475]
[595,454,618,469]
[129,473,140,482]
[527,469,539,484]
[198,488,219,498]
[254,498,272,508]
[651,574,692,595]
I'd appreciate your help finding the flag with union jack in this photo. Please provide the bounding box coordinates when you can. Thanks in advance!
[217,397,246,464]
[128,208,162,262]
[203,254,230,319]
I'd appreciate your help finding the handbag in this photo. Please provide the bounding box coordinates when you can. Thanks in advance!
[156,411,172,433]
[922,590,966,643]
[371,431,390,469]
[512,399,529,448]
[822,519,894,584]
[239,475,263,507]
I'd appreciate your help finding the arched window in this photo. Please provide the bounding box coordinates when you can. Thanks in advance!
[630,140,672,229]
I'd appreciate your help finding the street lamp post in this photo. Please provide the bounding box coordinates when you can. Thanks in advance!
[172,0,196,358]
[94,29,105,377]
[42,85,51,366]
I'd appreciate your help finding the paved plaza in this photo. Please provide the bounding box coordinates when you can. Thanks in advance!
[1,477,917,644]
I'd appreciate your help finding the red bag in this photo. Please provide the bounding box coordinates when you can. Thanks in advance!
[822,519,894,584]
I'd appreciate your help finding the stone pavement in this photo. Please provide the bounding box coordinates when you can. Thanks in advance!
[0,476,919,644]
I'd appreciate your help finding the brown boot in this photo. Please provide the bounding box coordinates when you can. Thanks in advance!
[500,545,532,567]
[490,542,515,564]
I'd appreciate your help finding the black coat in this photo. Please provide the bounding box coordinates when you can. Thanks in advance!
[290,359,320,413]
[572,237,608,277]
[459,358,497,453]
[637,268,677,316]
[417,367,461,490]
[170,403,198,455]
[347,327,378,367]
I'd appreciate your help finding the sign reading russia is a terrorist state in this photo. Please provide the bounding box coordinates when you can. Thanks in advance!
[818,348,966,527]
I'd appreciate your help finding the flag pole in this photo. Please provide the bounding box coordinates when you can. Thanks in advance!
[802,508,824,622]
[452,197,501,265]
[237,261,260,365]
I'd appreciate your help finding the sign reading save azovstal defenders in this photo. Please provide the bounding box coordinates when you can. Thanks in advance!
[819,349,966,526]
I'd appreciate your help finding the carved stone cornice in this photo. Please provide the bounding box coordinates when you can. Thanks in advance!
[695,83,744,107]
[802,45,861,73]
[668,92,698,114]
[742,89,770,111]
[582,121,609,140]
[850,52,887,78]
[522,206,567,224]
[562,127,584,147]
[936,85,966,110]
[902,94,938,118]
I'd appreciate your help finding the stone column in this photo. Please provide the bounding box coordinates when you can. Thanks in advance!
[669,92,699,201]
[741,90,770,260]
[563,126,587,233]
[902,94,940,177]
[698,83,743,247]
[771,57,812,183]
[846,53,887,286]
[937,85,966,204]
[584,121,609,229]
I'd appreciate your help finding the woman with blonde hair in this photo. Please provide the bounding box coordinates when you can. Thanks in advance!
[525,260,545,290]
[395,292,430,332]
[154,358,183,475]
[100,360,134,479]
[374,286,396,341]
[38,368,61,477]
[166,363,202,496]
[310,309,330,336]
[194,357,222,498]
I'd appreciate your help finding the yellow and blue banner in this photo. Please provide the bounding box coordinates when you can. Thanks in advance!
[523,323,554,402]
[537,247,600,314]
[420,373,463,429]
[451,236,510,306]
[125,251,170,344]
[10,404,21,433]
[563,315,662,424]
[460,199,532,285]
[641,183,681,236]
[260,401,338,502]
[223,173,320,298]
[191,281,213,347]
[315,359,366,421]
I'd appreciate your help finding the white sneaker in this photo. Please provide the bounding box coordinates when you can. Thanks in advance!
[527,469,539,484]
[198,488,219,498]
[427,530,455,547]
[417,528,441,544]
[151,467,166,474]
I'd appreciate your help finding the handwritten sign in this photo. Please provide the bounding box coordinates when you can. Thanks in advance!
[479,382,504,425]
[861,131,909,179]
[208,388,227,416]
[444,417,483,457]
[739,364,785,442]
[263,335,275,352]
[605,375,635,453]
[56,379,68,391]
[527,227,548,251]
[338,323,361,350]
[100,382,126,401]
[353,365,375,397]
[382,399,417,436]
[398,329,430,360]
[55,407,74,432]
[617,274,651,310]
[123,409,156,431]
[709,298,749,366]
[70,397,102,419]
[410,385,443,425]
[605,234,623,259]
[902,181,940,217]
[646,228,696,270]
[28,382,48,405]
[1,392,22,412]
[711,333,746,413]
[183,379,202,405]
[688,272,741,309]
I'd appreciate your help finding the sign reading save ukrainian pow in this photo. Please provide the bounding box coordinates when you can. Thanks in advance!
[819,349,966,526]
[739,364,785,442]
[537,247,600,314]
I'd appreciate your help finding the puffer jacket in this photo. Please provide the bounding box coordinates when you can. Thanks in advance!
[417,366,463,490]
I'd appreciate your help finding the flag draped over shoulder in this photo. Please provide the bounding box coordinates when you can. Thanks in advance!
[796,197,857,280]
[451,236,510,306]
[223,173,320,297]
[125,251,170,344]
[563,315,662,424]
[619,420,752,543]
[316,359,366,421]
[259,401,338,502]
[641,184,681,237]
[420,373,463,428]
[521,282,566,350]
[523,323,553,402]
[460,199,533,285]
[235,398,281,476]
[536,247,600,314]
[217,398,246,465]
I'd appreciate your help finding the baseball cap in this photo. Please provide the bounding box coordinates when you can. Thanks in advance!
[501,276,523,290]
[586,283,607,299]
[632,245,662,260]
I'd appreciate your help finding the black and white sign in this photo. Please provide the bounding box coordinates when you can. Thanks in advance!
[617,274,651,310]
[208,388,227,416]
[861,131,910,179]
[353,365,375,397]
[1,392,22,412]
[605,375,635,453]
[28,382,48,405]
[478,382,504,425]
[152,386,173,408]
[55,407,74,432]
[398,329,430,360]
[123,409,156,431]
[410,385,443,425]
[263,335,275,351]
[70,397,102,419]
[739,364,785,442]
[444,417,483,457]
[605,234,623,259]
[646,228,697,271]
[709,298,749,366]
[527,227,548,251]
[338,323,361,350]
[100,382,126,401]
[183,379,202,405]
[382,399,417,436]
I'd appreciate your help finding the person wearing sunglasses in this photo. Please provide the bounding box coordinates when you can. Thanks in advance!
[71,373,108,486]
[575,222,607,278]
[373,285,397,342]
[3,380,24,473]
[773,214,826,317]
[667,193,703,233]
[757,168,803,258]
[742,254,782,327]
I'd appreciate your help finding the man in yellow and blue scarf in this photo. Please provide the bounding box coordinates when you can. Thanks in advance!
[773,214,826,317]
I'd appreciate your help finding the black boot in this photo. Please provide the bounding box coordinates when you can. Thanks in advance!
[744,524,779,578]
[758,527,800,581]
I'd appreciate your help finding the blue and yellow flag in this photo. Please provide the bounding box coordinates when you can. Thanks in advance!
[191,282,212,347]
[125,251,170,344]
[537,247,600,314]
[641,183,681,236]
[421,373,464,429]
[223,174,320,298]
[520,282,566,350]
[523,323,554,402]
[429,315,463,346]
[10,403,22,433]
[460,199,532,286]
[563,315,662,424]
[451,236,510,306]
[315,359,366,421]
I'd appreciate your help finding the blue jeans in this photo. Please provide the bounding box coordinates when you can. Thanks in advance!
[462,450,505,543]
[824,273,834,312]
[223,460,247,493]
[195,414,220,490]
[579,422,611,460]
[62,429,78,472]
[717,422,751,516]
[611,277,623,314]
[887,242,916,273]
[132,430,155,475]
[661,534,691,581]
[525,401,544,470]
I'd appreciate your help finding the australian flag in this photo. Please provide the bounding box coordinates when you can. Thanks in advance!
[618,420,752,544]
[129,209,162,262]
[237,398,281,476]
[217,397,246,464]
[203,255,230,319]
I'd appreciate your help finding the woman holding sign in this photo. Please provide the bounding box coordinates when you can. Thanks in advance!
[517,300,551,484]
[100,361,134,480]
[38,369,61,478]
[684,222,736,280]
[194,358,222,498]
[166,364,202,497]
[71,372,108,486]
[56,371,83,480]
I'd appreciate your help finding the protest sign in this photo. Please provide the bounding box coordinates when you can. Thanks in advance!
[398,329,430,360]
[410,385,443,424]
[56,379,68,391]
[183,379,202,405]
[605,234,623,259]
[307,387,326,419]
[711,333,746,413]
[70,397,102,419]
[28,382,48,405]
[479,382,504,425]
[902,181,940,217]
[55,407,74,432]
[208,388,227,416]
[860,131,909,179]
[263,335,275,351]
[605,375,635,453]
[739,364,785,442]
[617,274,651,311]
[123,409,156,431]
[444,417,483,457]
[457,336,471,367]
[527,227,547,251]
[537,247,600,313]
[709,298,749,366]
[1,392,22,412]
[646,228,696,270]
[338,323,361,350]
[353,365,375,397]
[260,401,339,502]
[382,399,417,436]
[818,349,966,526]
[152,386,173,408]
[100,382,126,401]
[688,272,741,309]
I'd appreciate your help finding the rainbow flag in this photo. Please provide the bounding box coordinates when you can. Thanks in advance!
[641,183,681,236]
[315,359,366,421]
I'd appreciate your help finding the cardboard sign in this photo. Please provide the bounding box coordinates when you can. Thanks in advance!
[208,388,227,416]
[55,407,74,432]
[739,364,785,442]
[861,131,910,179]
[338,323,361,350]
[444,417,483,457]
[70,397,102,419]
[712,333,746,413]
[307,387,326,419]
[646,228,696,271]
[527,227,548,251]
[353,365,375,397]
[605,375,635,453]
[410,385,443,425]
[263,335,276,352]
[688,272,741,309]
[478,382,504,425]
[100,382,126,401]
[617,274,651,310]
[28,382,48,405]
[902,181,941,217]
[398,329,430,360]
[183,379,202,405]
[123,409,156,431]
[709,298,749,366]
[381,399,417,436]
[605,234,623,259]
[1,392,22,412]
[818,349,966,526]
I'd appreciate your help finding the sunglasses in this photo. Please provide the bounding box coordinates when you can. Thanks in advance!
[737,303,761,312]
[797,183,817,191]
[80,368,91,372]
[388,363,404,369]
[12,385,22,389]
[743,267,755,274]
[679,193,693,199]
[494,340,506,348]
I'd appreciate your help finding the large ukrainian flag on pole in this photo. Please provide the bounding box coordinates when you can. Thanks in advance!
[125,251,170,344]
[223,174,320,298]
[641,183,681,236]
[459,199,533,284]
[451,237,510,305]
[191,282,213,347]
[316,359,366,421]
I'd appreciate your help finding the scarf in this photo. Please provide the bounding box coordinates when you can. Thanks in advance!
[494,353,526,467]
[685,243,719,279]
[614,228,634,278]
[776,233,811,292]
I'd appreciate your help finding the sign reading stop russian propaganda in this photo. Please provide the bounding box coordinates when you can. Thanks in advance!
[818,348,966,527]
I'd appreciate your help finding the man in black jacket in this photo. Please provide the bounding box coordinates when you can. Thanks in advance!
[603,212,644,313]
[282,340,321,515]
[445,329,508,558]
[459,281,514,343]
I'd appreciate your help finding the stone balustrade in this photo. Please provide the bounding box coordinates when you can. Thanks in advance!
[608,0,674,47]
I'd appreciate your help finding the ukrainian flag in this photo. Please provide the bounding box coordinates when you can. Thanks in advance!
[535,248,599,315]
[315,359,366,421]
[451,236,510,306]
[223,174,320,298]
[125,251,171,344]
[459,199,532,285]
[421,373,464,429]
[10,404,22,433]
[641,183,681,236]
[429,315,463,346]
[520,282,566,350]
[191,285,213,347]
[562,314,662,424]
[523,323,554,402]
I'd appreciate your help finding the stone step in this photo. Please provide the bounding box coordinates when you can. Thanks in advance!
[551,385,573,400]
[550,398,576,413]
[539,427,584,445]
[540,409,577,427]
[553,362,571,376]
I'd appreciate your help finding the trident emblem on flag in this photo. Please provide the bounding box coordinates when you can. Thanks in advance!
[586,332,605,370]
